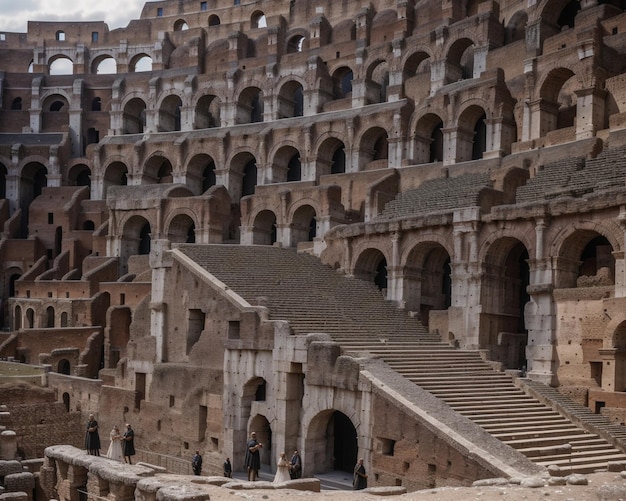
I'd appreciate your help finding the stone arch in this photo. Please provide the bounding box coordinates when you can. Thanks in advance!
[304,409,358,474]
[413,112,444,164]
[122,97,147,134]
[504,10,528,45]
[276,79,304,119]
[315,136,347,177]
[403,240,452,327]
[353,247,389,292]
[186,153,218,195]
[26,308,34,329]
[144,154,174,184]
[537,67,578,136]
[270,145,302,183]
[19,161,48,236]
[166,212,197,244]
[551,224,619,288]
[130,54,153,72]
[446,37,476,81]
[250,209,277,245]
[103,160,128,197]
[158,94,183,132]
[120,215,152,263]
[236,87,264,124]
[457,104,487,162]
[229,151,258,199]
[369,9,398,44]
[60,312,68,327]
[14,305,21,330]
[480,237,530,369]
[286,33,306,53]
[357,127,388,170]
[365,59,390,104]
[331,19,356,43]
[251,11,267,29]
[68,163,91,188]
[331,66,353,100]
[174,19,189,31]
[242,376,271,459]
[208,14,221,26]
[49,56,73,76]
[290,204,317,247]
[58,359,71,375]
[92,54,117,74]
[106,306,131,369]
[194,93,221,129]
[41,93,70,132]
[46,306,55,328]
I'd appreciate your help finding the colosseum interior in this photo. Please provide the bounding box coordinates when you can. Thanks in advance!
[4,0,626,498]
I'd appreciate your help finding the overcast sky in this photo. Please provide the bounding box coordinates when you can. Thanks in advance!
[0,0,147,33]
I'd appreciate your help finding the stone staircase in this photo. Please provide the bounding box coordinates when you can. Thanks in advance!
[178,244,626,474]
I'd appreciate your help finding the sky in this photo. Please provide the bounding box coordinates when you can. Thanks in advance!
[0,0,147,33]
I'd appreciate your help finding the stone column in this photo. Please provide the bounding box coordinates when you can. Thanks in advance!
[0,430,17,460]
[149,239,172,363]
[386,232,403,305]
[575,87,606,140]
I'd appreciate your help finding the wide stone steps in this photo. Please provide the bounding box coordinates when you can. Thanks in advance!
[178,244,626,475]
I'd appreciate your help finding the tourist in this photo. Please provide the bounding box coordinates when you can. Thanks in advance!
[244,431,262,481]
[192,450,203,475]
[106,425,123,461]
[289,450,302,479]
[353,458,367,490]
[273,452,291,483]
[85,414,100,456]
[223,457,232,477]
[123,423,135,464]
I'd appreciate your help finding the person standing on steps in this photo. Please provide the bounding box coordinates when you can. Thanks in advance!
[353,458,367,490]
[123,423,135,464]
[85,414,101,456]
[244,431,262,481]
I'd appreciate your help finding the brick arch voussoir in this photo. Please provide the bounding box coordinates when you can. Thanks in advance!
[478,224,535,266]
[549,219,624,261]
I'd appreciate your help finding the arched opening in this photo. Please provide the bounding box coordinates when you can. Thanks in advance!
[120,216,152,272]
[20,162,48,236]
[306,410,357,473]
[332,67,353,99]
[558,0,581,29]
[291,205,316,246]
[63,392,70,411]
[103,161,128,196]
[26,308,34,328]
[174,19,189,31]
[95,57,117,74]
[354,248,388,293]
[447,39,475,82]
[208,15,221,26]
[287,35,305,53]
[58,359,71,375]
[237,87,264,124]
[251,210,277,245]
[242,159,257,197]
[11,97,22,110]
[195,94,221,129]
[579,236,614,284]
[49,57,73,75]
[471,112,487,160]
[131,55,153,72]
[505,10,528,44]
[0,163,7,198]
[46,306,55,328]
[359,127,388,170]
[69,164,91,188]
[123,98,147,134]
[42,95,69,132]
[482,239,529,370]
[14,305,22,330]
[61,312,68,327]
[251,11,267,29]
[159,95,182,132]
[145,156,173,184]
[167,214,196,243]
[555,230,615,288]
[277,81,304,118]
[271,146,301,183]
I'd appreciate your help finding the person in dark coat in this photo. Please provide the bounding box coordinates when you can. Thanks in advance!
[289,450,302,479]
[192,450,203,475]
[85,414,101,456]
[123,423,135,464]
[244,431,262,481]
[223,457,232,477]
[353,458,367,490]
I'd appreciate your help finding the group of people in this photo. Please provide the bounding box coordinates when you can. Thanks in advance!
[84,415,135,464]
[90,422,366,489]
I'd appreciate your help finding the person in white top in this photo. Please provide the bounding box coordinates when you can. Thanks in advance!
[106,425,124,462]
[273,452,291,483]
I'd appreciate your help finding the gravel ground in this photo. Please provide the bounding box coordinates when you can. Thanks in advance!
[198,471,626,501]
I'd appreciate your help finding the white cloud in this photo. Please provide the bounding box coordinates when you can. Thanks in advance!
[0,0,146,33]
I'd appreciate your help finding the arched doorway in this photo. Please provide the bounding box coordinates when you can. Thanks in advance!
[306,410,357,473]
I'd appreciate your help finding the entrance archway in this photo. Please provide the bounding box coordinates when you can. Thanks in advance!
[305,410,357,474]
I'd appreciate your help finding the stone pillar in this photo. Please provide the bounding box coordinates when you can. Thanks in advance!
[575,87,606,140]
[386,232,403,305]
[0,430,17,460]
[149,239,172,363]
[599,348,618,392]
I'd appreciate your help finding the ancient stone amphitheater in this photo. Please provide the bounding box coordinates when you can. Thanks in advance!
[4,0,626,498]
